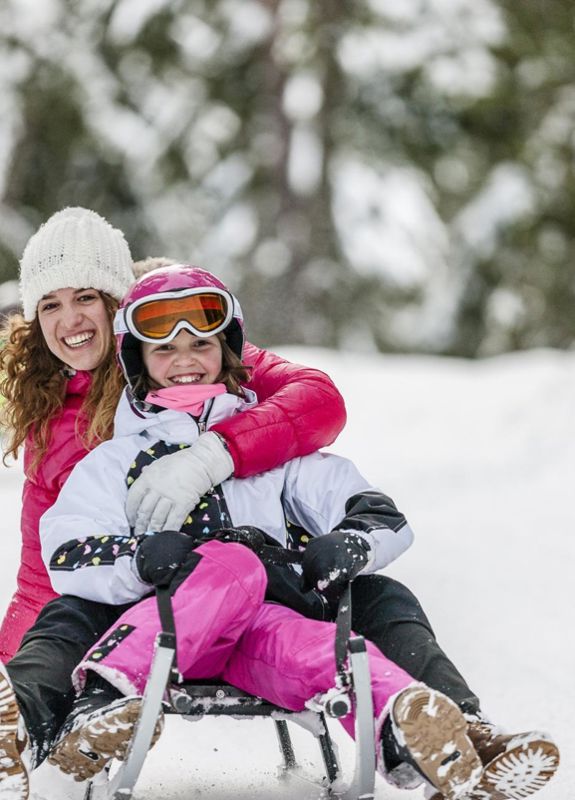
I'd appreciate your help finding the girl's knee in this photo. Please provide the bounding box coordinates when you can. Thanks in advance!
[196,539,267,599]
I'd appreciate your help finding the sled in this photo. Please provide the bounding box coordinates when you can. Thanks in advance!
[82,582,376,800]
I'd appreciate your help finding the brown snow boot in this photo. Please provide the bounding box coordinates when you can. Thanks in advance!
[49,676,163,782]
[428,720,560,800]
[389,686,483,800]
[0,666,30,800]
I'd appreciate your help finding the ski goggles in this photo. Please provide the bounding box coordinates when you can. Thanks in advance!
[114,287,234,344]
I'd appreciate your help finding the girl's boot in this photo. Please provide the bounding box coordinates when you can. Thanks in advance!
[382,685,483,800]
[48,673,163,781]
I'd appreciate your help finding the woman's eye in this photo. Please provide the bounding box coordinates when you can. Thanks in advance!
[78,293,98,303]
[39,303,57,313]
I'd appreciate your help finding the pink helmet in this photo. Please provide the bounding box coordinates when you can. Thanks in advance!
[114,264,245,396]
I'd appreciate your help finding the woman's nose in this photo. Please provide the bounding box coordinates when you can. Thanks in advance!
[60,304,84,329]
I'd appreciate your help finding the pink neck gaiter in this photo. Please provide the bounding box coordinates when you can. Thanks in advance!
[145,383,227,416]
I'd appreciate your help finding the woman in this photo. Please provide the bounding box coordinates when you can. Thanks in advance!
[0,207,346,662]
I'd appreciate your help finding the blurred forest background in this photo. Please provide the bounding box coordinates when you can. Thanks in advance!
[0,0,574,357]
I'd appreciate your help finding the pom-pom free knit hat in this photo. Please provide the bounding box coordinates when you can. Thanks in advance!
[19,207,134,319]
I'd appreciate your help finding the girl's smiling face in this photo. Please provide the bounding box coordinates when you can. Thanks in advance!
[37,287,111,371]
[142,329,223,389]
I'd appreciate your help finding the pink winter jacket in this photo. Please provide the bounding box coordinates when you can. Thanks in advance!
[0,343,346,662]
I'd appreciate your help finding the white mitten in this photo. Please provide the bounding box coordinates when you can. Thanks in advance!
[126,431,234,536]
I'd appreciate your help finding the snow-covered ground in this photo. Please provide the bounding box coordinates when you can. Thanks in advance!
[1,347,573,800]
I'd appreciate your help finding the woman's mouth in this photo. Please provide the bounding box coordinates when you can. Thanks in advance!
[62,332,95,349]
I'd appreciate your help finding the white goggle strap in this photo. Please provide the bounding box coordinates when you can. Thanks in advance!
[113,309,129,336]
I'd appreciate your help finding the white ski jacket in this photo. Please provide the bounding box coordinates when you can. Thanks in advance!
[40,389,414,605]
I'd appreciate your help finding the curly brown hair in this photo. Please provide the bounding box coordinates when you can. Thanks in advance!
[0,293,125,472]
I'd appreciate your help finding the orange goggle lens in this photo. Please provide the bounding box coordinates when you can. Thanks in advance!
[131,293,229,340]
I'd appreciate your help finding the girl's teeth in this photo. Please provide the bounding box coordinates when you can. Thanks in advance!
[172,376,200,384]
[64,333,94,347]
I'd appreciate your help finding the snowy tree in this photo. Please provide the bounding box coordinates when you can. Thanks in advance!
[0,0,574,354]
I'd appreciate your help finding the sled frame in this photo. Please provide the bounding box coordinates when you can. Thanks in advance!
[83,632,375,800]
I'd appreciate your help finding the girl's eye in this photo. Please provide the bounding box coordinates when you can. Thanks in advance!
[77,293,98,303]
[39,302,58,313]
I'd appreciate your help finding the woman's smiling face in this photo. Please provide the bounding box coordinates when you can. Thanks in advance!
[142,329,223,389]
[37,287,111,371]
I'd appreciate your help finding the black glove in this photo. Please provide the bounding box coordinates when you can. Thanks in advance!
[301,531,371,604]
[212,526,267,553]
[135,531,198,587]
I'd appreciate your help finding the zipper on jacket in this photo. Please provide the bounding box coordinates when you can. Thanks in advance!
[196,397,215,434]
[312,590,331,621]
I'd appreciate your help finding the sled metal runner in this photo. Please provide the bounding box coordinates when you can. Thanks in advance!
[83,588,376,800]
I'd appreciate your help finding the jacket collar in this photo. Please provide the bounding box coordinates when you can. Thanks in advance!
[62,369,93,397]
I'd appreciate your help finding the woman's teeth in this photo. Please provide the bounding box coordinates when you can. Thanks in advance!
[64,332,94,348]
[171,375,201,384]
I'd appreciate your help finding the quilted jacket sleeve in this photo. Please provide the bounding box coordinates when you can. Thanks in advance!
[211,343,347,477]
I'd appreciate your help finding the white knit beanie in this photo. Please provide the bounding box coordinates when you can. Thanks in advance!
[19,207,134,319]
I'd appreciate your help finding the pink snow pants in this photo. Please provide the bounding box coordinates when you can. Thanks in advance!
[74,540,414,738]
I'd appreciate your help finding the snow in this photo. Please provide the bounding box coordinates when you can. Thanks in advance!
[1,346,573,799]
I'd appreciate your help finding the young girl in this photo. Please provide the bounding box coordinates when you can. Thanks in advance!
[32,265,483,800]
